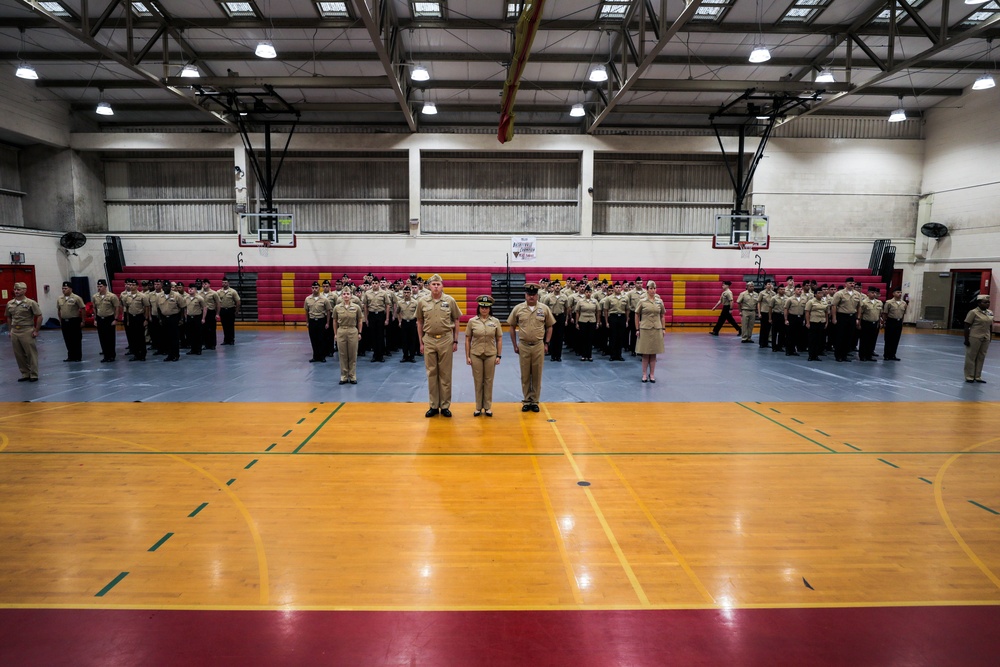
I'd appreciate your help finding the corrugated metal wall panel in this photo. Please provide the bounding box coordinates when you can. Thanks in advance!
[274,201,408,233]
[594,204,730,235]
[0,194,23,227]
[0,146,24,227]
[0,146,20,191]
[420,203,578,234]
[105,203,235,232]
[772,116,924,139]
[274,160,408,200]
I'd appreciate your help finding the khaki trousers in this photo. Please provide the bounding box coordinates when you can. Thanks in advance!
[11,327,38,379]
[470,354,497,411]
[337,327,359,381]
[740,310,757,341]
[965,337,990,381]
[423,333,455,409]
[518,340,545,404]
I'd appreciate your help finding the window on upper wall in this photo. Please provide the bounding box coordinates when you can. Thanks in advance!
[411,1,445,19]
[689,0,735,24]
[959,1,1000,28]
[217,1,261,19]
[315,1,351,19]
[37,1,73,17]
[779,0,830,25]
[597,1,631,21]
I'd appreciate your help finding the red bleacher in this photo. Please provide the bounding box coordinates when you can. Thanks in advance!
[113,266,882,325]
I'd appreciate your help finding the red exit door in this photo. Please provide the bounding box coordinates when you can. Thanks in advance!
[0,265,37,302]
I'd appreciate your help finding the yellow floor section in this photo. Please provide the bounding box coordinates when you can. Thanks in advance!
[0,402,998,611]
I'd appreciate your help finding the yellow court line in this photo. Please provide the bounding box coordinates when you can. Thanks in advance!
[569,405,716,605]
[933,435,1000,591]
[0,402,82,423]
[530,456,584,606]
[4,599,999,613]
[14,425,271,605]
[0,431,7,453]
[541,405,650,606]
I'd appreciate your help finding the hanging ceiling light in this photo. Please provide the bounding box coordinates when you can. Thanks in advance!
[749,45,771,64]
[589,64,608,82]
[888,97,906,123]
[569,103,585,117]
[96,101,114,116]
[15,62,38,80]
[180,63,200,78]
[411,66,430,82]
[965,0,989,4]
[255,40,276,59]
[972,73,996,90]
[422,102,437,115]
[815,68,835,83]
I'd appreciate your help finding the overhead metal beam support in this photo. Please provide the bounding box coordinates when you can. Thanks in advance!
[163,76,391,89]
[350,0,416,132]
[15,0,231,127]
[849,32,887,71]
[897,0,938,44]
[587,0,705,133]
[89,0,122,38]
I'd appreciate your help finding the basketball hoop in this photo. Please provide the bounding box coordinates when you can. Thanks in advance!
[259,239,271,257]
[738,241,755,259]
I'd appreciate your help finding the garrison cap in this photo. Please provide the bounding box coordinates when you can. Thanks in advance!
[14,281,27,290]
[477,295,494,307]
[97,279,107,286]
[62,281,72,287]
[311,281,320,287]
[188,282,198,289]
[524,283,539,294]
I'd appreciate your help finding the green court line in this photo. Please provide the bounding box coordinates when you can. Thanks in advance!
[297,418,305,424]
[95,572,128,597]
[265,443,277,451]
[790,418,805,425]
[843,442,862,451]
[918,477,933,485]
[877,458,900,469]
[188,502,208,517]
[244,459,258,469]
[148,532,173,552]
[309,408,317,414]
[735,403,837,453]
[5,449,1000,457]
[968,500,999,515]
[293,403,345,454]
[769,408,781,414]
[281,430,292,437]
[815,430,830,437]
[226,478,235,486]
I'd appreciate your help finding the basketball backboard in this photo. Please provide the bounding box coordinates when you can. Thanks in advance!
[712,214,769,250]
[238,212,297,248]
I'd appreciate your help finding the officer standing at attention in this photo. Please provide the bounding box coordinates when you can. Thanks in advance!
[757,280,775,349]
[856,287,883,362]
[217,279,241,345]
[736,281,758,344]
[320,279,337,357]
[200,278,221,351]
[710,281,741,336]
[881,288,907,361]
[770,284,787,353]
[417,274,462,418]
[804,288,829,361]
[157,282,184,361]
[395,285,419,363]
[783,284,806,356]
[304,281,331,363]
[363,279,390,363]
[508,283,555,412]
[91,279,122,362]
[603,282,629,361]
[185,284,207,355]
[963,294,993,383]
[465,294,503,417]
[830,278,862,362]
[121,279,150,361]
[543,281,568,362]
[332,285,363,384]
[6,282,42,382]
[57,281,86,362]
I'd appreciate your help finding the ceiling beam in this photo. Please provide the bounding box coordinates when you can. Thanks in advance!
[349,0,415,132]
[161,76,391,89]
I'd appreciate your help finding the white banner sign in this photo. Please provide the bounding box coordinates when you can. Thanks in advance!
[511,236,537,262]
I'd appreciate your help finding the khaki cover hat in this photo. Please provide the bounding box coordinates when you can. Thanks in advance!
[477,295,494,307]
[428,274,443,283]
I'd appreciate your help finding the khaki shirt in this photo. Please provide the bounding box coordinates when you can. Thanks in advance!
[157,291,184,316]
[636,295,665,330]
[831,289,862,315]
[627,289,644,311]
[720,288,734,307]
[396,298,418,321]
[92,292,120,317]
[201,288,221,311]
[736,290,758,312]
[859,297,883,322]
[466,315,502,356]
[363,289,391,314]
[603,293,629,316]
[333,302,363,330]
[418,295,462,336]
[304,295,331,319]
[544,292,569,317]
[805,297,828,324]
[965,307,994,340]
[771,294,788,317]
[217,287,241,309]
[508,302,555,341]
[574,298,600,324]
[122,291,149,316]
[883,298,907,320]
[57,293,85,319]
[6,297,41,328]
[758,289,775,314]
[785,294,807,316]
[186,293,206,316]
[149,290,164,316]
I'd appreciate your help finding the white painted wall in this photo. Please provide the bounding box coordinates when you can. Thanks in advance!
[0,227,94,318]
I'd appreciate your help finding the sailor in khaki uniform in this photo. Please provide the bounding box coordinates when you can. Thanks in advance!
[881,289,906,361]
[830,278,863,362]
[304,281,331,363]
[5,282,42,382]
[602,282,629,361]
[185,284,207,355]
[543,282,568,362]
[395,286,420,362]
[964,294,993,383]
[736,281,759,343]
[57,281,86,362]
[217,279,242,345]
[770,284,787,352]
[333,286,364,384]
[804,290,829,361]
[757,281,775,349]
[508,283,555,412]
[710,281,741,336]
[856,287,883,362]
[635,280,666,382]
[363,281,391,362]
[417,274,462,417]
[574,286,600,361]
[91,278,122,362]
[200,278,222,350]
[783,285,806,356]
[465,295,503,417]
[121,279,150,361]
[157,282,184,361]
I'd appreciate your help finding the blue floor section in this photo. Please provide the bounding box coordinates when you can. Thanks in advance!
[3,329,996,404]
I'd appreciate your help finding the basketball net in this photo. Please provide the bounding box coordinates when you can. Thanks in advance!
[259,240,271,257]
[738,241,754,259]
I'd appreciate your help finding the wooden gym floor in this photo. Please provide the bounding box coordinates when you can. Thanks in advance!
[1,395,999,665]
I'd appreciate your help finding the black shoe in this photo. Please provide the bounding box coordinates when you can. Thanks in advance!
[17,377,30,382]
[425,408,439,418]
[966,379,975,383]
[309,358,319,363]
[709,331,719,336]
[474,410,482,417]
[522,404,531,412]
[530,404,540,412]
[350,380,357,384]
[400,358,408,363]
[28,378,38,382]
[186,351,201,355]
[787,352,800,357]
[339,380,348,385]
[741,339,753,344]
[808,356,819,361]
[440,409,452,418]
[975,379,987,383]
[63,359,72,362]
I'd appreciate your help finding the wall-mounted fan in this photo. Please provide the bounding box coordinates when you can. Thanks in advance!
[920,222,948,239]
[59,231,87,256]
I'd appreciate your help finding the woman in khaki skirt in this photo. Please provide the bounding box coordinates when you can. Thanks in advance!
[635,280,666,382]
[465,295,503,416]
